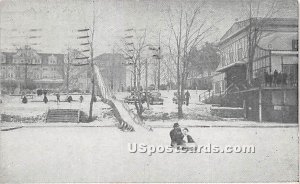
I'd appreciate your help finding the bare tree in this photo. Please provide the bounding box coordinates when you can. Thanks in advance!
[120,29,148,117]
[243,0,279,84]
[167,3,214,118]
[62,48,88,94]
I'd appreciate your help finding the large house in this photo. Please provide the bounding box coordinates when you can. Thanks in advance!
[212,18,298,122]
[94,53,127,92]
[0,46,65,93]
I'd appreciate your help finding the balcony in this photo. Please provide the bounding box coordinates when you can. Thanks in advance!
[253,72,298,89]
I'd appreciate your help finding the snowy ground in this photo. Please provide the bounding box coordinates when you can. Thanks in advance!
[0,94,116,124]
[0,91,298,182]
[115,90,219,121]
[1,90,206,117]
[0,126,298,182]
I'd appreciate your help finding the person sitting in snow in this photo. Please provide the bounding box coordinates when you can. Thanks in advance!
[67,95,73,103]
[22,96,28,104]
[170,123,184,147]
[182,128,195,143]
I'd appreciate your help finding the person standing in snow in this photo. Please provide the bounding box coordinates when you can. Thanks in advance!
[43,95,48,104]
[185,90,191,106]
[56,93,60,102]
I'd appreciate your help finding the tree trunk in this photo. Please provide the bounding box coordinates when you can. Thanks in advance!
[145,59,150,109]
[177,53,183,118]
[136,58,143,117]
[66,52,70,96]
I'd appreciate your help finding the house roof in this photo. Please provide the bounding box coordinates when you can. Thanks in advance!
[1,51,64,64]
[219,18,298,45]
[216,59,247,72]
[94,53,124,61]
[258,32,298,50]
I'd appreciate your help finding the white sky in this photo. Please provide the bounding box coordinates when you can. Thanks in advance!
[0,0,298,55]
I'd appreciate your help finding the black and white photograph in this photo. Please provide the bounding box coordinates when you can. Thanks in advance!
[0,0,299,183]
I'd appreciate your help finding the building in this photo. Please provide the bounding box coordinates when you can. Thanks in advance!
[213,18,298,122]
[94,53,126,92]
[0,46,64,93]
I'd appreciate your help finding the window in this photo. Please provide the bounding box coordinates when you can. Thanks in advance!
[238,48,243,60]
[215,81,221,94]
[229,52,234,63]
[0,72,5,78]
[0,55,5,63]
[221,55,226,66]
[8,72,14,78]
[252,57,271,79]
[292,40,298,51]
[48,55,57,65]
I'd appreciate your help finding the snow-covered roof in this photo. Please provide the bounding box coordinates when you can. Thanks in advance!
[220,18,298,45]
[258,32,298,50]
[216,59,247,72]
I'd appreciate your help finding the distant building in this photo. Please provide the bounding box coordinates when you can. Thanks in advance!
[0,46,64,93]
[212,18,298,122]
[94,53,126,92]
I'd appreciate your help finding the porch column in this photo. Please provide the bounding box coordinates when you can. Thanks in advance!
[258,88,262,122]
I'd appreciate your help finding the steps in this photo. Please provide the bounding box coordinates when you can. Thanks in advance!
[46,109,80,123]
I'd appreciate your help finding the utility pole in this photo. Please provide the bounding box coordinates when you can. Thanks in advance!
[149,32,162,92]
[157,32,161,91]
[111,48,115,91]
[77,26,93,121]
[24,46,28,89]
[66,50,70,96]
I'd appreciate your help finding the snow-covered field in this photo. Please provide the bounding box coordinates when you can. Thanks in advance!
[1,90,206,117]
[115,90,216,120]
[0,126,298,182]
[0,94,111,118]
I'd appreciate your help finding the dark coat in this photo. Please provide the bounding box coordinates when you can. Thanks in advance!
[185,91,190,99]
[22,96,28,104]
[43,96,48,103]
[186,135,195,143]
[170,128,184,146]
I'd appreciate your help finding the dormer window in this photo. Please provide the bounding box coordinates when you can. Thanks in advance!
[48,55,57,64]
